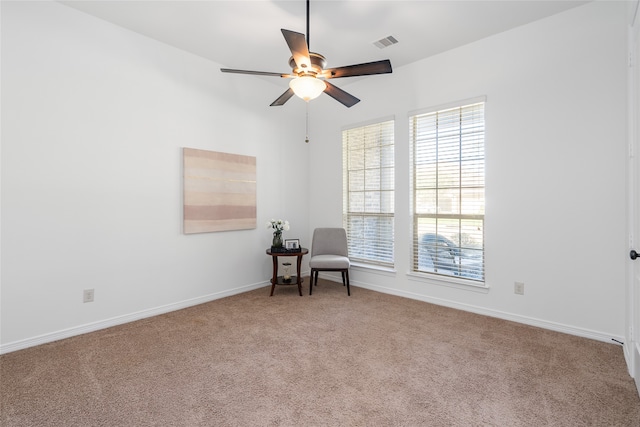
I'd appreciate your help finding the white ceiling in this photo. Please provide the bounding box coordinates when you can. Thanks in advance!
[59,0,590,79]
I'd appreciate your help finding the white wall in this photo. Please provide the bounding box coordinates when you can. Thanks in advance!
[309,1,629,342]
[0,0,630,354]
[0,1,310,352]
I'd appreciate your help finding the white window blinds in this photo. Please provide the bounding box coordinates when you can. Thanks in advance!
[343,120,395,267]
[410,101,485,281]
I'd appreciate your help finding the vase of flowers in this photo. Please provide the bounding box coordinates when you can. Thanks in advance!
[267,219,290,249]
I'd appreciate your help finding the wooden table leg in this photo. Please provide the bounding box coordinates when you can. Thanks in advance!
[270,255,278,296]
[296,254,303,296]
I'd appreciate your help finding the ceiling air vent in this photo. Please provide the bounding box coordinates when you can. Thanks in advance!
[373,36,398,49]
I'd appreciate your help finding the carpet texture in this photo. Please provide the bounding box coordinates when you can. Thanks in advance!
[2,279,639,426]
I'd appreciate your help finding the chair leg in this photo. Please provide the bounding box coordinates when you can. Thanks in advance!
[310,269,314,295]
[345,270,350,296]
[309,270,350,295]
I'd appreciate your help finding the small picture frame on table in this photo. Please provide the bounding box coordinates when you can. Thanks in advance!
[285,239,300,251]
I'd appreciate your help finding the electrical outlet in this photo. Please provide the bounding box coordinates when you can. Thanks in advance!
[514,282,524,295]
[83,289,95,303]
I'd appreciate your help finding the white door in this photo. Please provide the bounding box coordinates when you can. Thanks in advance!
[628,0,640,397]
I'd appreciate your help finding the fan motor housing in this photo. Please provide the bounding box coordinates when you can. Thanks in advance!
[289,52,327,76]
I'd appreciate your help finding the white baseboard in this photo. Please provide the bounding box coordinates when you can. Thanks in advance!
[634,342,640,396]
[1,272,624,355]
[319,273,625,345]
[0,281,270,355]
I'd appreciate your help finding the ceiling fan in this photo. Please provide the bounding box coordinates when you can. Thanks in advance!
[220,0,392,108]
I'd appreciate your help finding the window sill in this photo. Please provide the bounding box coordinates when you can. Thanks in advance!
[406,271,490,293]
[350,262,397,276]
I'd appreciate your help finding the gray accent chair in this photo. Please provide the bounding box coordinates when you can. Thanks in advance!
[309,228,351,296]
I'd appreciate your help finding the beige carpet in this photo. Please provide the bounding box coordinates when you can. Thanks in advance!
[2,279,639,426]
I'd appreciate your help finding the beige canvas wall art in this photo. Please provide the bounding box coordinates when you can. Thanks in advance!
[183,148,256,234]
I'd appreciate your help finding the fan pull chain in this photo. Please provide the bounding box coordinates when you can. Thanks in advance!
[305,102,310,143]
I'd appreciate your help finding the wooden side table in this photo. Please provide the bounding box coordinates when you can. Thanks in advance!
[266,248,308,296]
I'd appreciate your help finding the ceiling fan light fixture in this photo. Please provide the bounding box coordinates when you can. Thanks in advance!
[289,75,326,101]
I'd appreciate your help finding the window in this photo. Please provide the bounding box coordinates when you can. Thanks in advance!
[343,119,394,267]
[410,100,485,282]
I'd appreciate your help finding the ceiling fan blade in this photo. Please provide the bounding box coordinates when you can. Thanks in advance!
[220,68,292,78]
[323,81,360,108]
[281,29,312,71]
[322,59,393,79]
[270,88,295,107]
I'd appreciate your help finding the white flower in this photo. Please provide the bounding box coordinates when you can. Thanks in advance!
[267,219,290,232]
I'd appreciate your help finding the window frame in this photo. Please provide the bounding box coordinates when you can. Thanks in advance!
[342,117,395,268]
[409,97,486,285]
